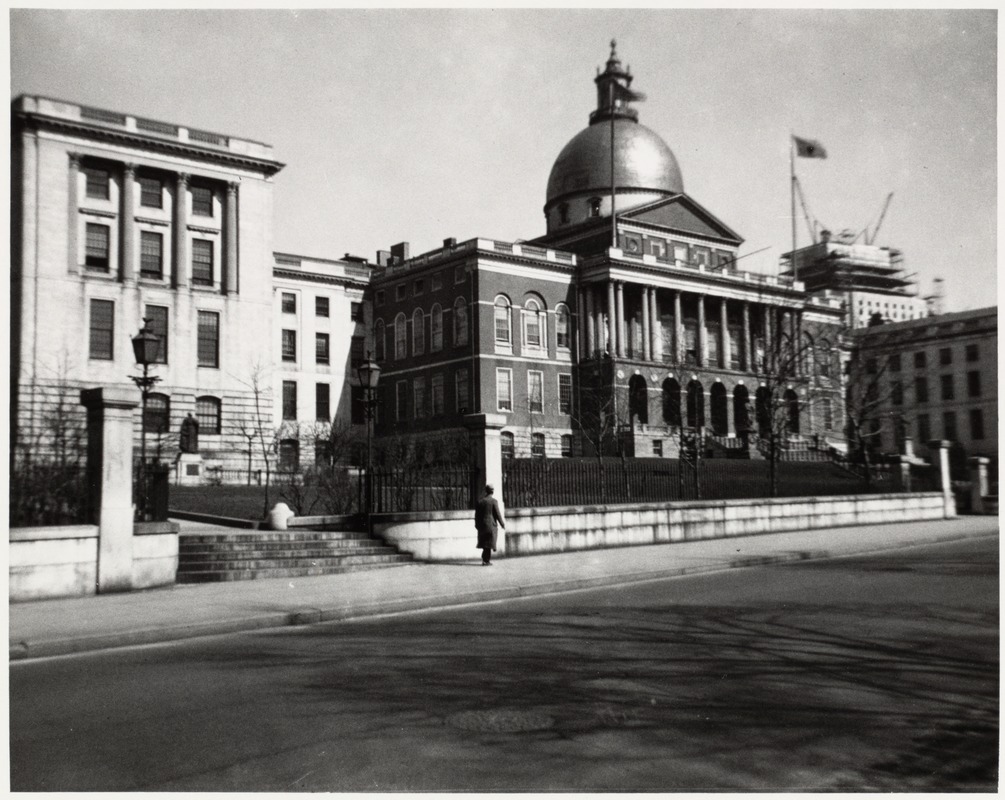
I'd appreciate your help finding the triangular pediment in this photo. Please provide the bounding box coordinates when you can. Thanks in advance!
[621,194,743,244]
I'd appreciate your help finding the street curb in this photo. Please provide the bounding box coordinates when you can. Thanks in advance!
[8,530,994,661]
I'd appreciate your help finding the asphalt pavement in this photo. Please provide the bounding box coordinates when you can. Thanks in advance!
[8,515,998,661]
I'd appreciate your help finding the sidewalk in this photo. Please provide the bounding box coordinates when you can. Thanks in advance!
[9,516,998,661]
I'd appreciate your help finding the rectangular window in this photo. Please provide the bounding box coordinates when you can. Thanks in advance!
[413,279,424,296]
[940,374,954,401]
[531,433,546,459]
[374,290,385,308]
[413,377,426,419]
[84,166,110,200]
[557,312,570,350]
[943,410,957,441]
[396,381,407,422]
[914,351,927,369]
[350,302,363,322]
[191,239,214,286]
[282,329,297,362]
[495,304,511,345]
[395,284,406,302]
[456,368,469,413]
[282,381,297,420]
[888,353,901,372]
[282,293,296,314]
[139,231,163,279]
[88,299,114,360]
[144,304,168,364]
[970,408,985,440]
[454,266,466,284]
[316,333,330,364]
[195,397,221,434]
[85,223,110,271]
[496,369,513,412]
[191,185,213,217]
[431,272,442,291]
[652,440,663,457]
[561,434,574,458]
[315,296,329,317]
[558,373,572,414]
[939,347,952,366]
[528,371,543,413]
[197,311,219,367]
[316,383,330,421]
[351,335,365,366]
[915,376,929,403]
[890,380,903,406]
[431,374,445,416]
[917,413,931,444]
[966,343,979,362]
[139,176,162,208]
[967,371,981,398]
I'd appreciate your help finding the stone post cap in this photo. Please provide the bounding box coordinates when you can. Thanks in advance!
[968,456,990,466]
[463,412,509,431]
[927,439,951,451]
[80,386,140,410]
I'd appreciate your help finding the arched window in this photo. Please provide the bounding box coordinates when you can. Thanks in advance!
[555,304,571,351]
[686,380,705,429]
[430,304,443,352]
[278,439,299,472]
[494,295,512,348]
[560,434,573,457]
[144,393,170,434]
[629,374,648,425]
[500,431,515,460]
[733,385,751,439]
[589,197,601,217]
[394,313,407,360]
[522,295,547,352]
[710,383,728,436]
[531,433,546,459]
[662,378,681,427]
[374,319,386,361]
[195,396,221,435]
[453,298,469,346]
[412,308,425,356]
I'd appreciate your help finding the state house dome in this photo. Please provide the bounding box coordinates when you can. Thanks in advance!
[544,42,684,233]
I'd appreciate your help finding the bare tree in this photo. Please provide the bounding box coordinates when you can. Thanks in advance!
[234,361,279,519]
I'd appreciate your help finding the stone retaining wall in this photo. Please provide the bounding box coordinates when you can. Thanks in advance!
[374,492,950,562]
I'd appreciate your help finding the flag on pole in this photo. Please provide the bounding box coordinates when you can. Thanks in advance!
[612,82,646,105]
[793,135,827,159]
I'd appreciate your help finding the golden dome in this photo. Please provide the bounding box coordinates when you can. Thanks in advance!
[546,118,684,207]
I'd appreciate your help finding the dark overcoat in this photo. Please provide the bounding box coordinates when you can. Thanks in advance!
[474,495,504,550]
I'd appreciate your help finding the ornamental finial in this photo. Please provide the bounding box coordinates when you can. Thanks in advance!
[610,38,617,58]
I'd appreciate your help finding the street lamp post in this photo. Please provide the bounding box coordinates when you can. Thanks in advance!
[355,354,381,537]
[130,319,163,520]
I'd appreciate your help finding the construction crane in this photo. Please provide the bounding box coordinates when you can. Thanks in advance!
[866,192,894,245]
[793,177,818,244]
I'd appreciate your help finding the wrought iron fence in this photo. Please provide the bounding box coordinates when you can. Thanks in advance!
[503,457,904,509]
[10,462,93,527]
[204,466,265,486]
[371,467,477,513]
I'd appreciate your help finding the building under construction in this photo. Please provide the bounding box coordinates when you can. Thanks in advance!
[781,229,930,329]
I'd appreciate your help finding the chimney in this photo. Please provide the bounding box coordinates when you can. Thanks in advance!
[820,229,831,244]
[376,250,391,267]
[390,242,410,263]
[443,237,457,248]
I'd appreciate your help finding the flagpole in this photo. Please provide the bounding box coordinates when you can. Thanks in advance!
[610,80,617,249]
[790,133,797,282]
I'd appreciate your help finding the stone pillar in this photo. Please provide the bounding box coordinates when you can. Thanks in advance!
[615,281,626,357]
[225,182,239,295]
[889,455,911,493]
[67,152,81,274]
[742,301,751,371]
[764,305,773,372]
[585,287,596,356]
[650,288,661,362]
[173,173,189,289]
[928,440,955,519]
[641,286,651,362]
[81,387,140,594]
[607,280,617,356]
[674,290,683,363]
[464,412,508,552]
[120,163,136,284]
[576,288,586,360]
[697,294,706,367]
[969,456,990,515]
[720,297,730,370]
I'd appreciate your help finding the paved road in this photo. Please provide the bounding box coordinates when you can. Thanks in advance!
[10,536,998,791]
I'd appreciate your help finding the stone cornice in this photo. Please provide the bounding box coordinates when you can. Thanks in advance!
[273,266,369,289]
[19,113,285,176]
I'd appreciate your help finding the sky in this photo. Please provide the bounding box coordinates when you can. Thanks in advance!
[10,8,997,313]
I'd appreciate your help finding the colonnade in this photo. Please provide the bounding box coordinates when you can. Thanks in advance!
[575,280,803,375]
[69,153,240,294]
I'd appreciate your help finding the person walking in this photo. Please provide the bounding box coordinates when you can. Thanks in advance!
[475,484,505,566]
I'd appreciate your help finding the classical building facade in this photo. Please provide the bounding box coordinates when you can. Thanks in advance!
[370,45,847,459]
[850,307,997,462]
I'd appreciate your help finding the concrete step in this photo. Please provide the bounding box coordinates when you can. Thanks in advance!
[179,547,399,564]
[178,552,413,572]
[179,531,368,544]
[176,560,413,583]
[178,538,387,554]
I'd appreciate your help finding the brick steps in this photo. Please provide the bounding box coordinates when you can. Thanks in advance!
[176,529,413,583]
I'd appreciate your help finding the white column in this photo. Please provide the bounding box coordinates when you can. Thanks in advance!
[607,280,617,356]
[742,302,751,371]
[674,290,683,363]
[641,286,651,362]
[650,288,660,361]
[720,297,730,369]
[585,287,596,356]
[173,173,189,289]
[225,181,239,295]
[697,294,706,367]
[615,281,626,358]
[121,163,136,285]
[67,153,81,274]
